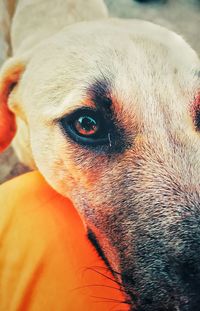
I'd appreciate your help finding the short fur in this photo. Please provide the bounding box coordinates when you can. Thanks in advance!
[0,1,200,310]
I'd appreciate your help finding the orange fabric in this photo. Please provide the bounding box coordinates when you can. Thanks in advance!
[0,172,128,311]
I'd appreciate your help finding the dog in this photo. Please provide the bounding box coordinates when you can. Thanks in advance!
[0,0,200,310]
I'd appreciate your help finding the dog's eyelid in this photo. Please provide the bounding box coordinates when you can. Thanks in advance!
[50,105,93,125]
[44,108,79,126]
[59,108,109,132]
[45,89,96,123]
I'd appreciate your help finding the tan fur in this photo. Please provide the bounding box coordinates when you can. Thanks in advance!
[1,0,108,167]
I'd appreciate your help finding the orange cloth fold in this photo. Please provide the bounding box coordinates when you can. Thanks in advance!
[0,172,127,311]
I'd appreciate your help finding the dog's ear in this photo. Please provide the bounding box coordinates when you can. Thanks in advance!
[0,58,26,153]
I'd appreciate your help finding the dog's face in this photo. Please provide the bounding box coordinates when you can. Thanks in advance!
[1,19,200,310]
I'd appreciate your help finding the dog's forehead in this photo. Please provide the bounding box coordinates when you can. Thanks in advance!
[22,19,200,124]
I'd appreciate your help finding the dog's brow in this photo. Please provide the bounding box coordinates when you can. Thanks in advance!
[87,79,112,109]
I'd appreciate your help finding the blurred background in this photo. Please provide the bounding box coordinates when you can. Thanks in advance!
[0,0,199,183]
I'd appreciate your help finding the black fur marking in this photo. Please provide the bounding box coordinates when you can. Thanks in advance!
[87,78,112,110]
[87,228,114,275]
[195,107,200,130]
[86,79,132,154]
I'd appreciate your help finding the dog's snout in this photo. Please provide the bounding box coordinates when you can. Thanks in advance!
[122,263,200,311]
[120,210,200,310]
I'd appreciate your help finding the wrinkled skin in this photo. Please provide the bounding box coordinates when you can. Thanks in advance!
[1,17,200,310]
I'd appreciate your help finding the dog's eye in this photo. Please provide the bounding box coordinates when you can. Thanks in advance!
[74,115,99,136]
[60,108,109,146]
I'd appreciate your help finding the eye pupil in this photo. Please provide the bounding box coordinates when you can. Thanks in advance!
[75,115,98,136]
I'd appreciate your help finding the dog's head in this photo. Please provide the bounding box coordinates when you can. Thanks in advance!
[1,19,200,310]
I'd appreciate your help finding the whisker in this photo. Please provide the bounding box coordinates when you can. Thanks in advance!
[96,61,111,86]
[82,266,137,306]
[71,283,122,292]
[110,269,122,276]
[91,295,128,304]
[83,266,122,287]
[88,265,122,277]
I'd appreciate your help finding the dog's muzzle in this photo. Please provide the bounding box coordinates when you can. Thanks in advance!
[120,207,200,311]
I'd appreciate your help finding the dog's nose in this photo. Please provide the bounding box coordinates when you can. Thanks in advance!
[120,211,200,310]
[121,262,200,310]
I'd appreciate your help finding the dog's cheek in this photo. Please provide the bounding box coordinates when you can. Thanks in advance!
[28,125,102,199]
[30,130,136,277]
[28,128,71,195]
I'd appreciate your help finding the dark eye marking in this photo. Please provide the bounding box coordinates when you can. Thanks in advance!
[60,79,113,147]
[60,107,110,147]
[60,78,130,153]
[192,92,200,131]
[195,109,200,130]
[87,78,112,111]
[60,105,129,153]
